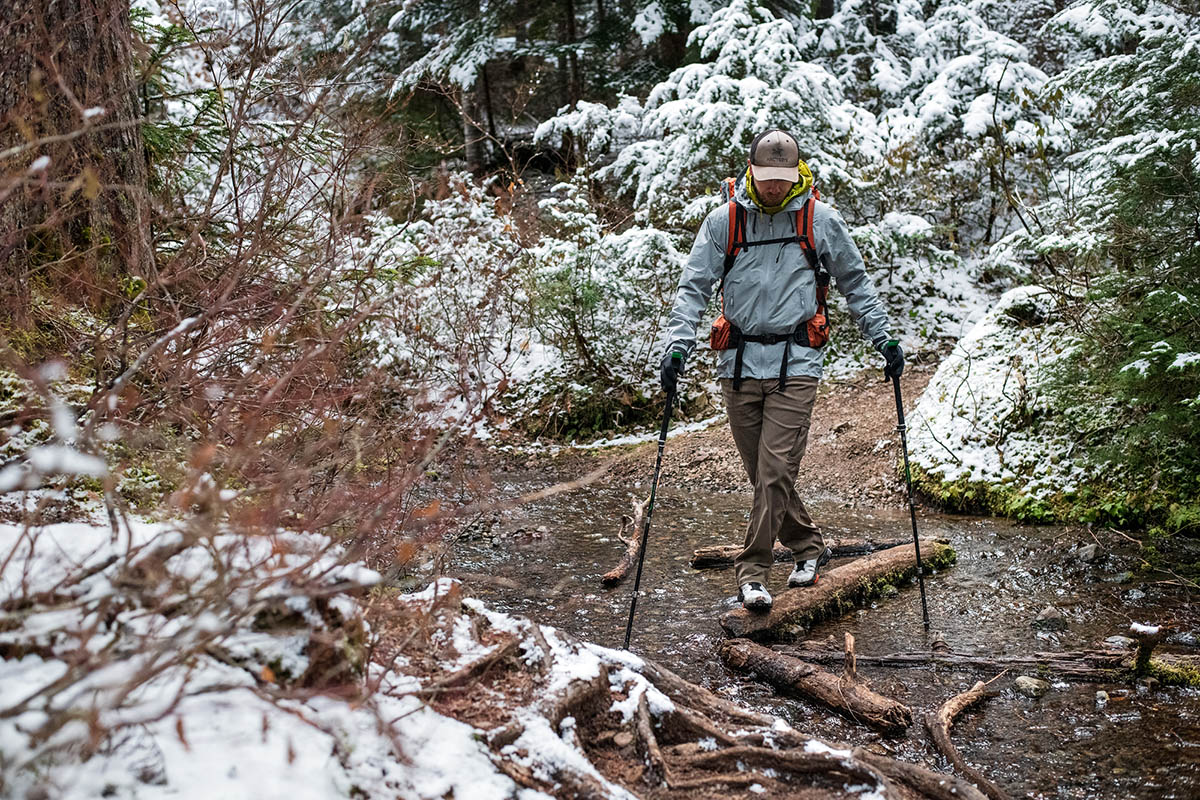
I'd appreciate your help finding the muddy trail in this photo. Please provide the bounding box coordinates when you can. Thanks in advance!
[438,369,1200,799]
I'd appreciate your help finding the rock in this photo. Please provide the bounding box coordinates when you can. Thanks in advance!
[1076,543,1099,563]
[1124,588,1146,602]
[1137,677,1160,692]
[1015,676,1051,698]
[613,731,635,748]
[1109,571,1134,584]
[1032,605,1067,631]
[1095,690,1108,709]
[1169,631,1200,648]
[1104,635,1136,649]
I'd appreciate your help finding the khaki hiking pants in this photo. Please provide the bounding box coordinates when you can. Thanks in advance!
[721,376,824,588]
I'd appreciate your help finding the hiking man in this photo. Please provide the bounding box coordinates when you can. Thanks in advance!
[660,129,904,611]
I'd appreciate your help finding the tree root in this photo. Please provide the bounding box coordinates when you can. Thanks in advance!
[427,634,521,691]
[672,745,899,797]
[396,586,979,800]
[924,676,1011,800]
[853,747,988,800]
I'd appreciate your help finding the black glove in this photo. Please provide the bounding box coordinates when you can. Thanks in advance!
[883,341,904,378]
[660,351,685,395]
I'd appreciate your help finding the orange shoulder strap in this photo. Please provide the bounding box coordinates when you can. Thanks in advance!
[795,196,817,254]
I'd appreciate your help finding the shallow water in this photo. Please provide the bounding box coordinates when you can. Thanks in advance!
[445,476,1200,799]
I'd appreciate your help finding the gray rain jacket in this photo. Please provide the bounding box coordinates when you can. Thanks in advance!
[664,177,892,380]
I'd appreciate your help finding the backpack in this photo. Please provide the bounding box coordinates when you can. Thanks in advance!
[709,177,832,367]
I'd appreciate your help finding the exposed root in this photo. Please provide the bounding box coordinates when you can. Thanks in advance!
[427,635,521,691]
[379,581,977,800]
[635,692,670,787]
[853,747,988,800]
[672,745,899,797]
[924,675,1011,800]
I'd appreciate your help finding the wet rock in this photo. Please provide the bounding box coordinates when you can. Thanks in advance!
[1076,543,1099,563]
[1095,690,1108,709]
[1124,588,1146,602]
[1169,631,1200,648]
[1104,635,1136,649]
[1137,677,1159,692]
[1015,676,1051,698]
[1032,605,1067,631]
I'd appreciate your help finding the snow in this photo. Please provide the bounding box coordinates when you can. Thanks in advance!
[803,739,852,758]
[1130,623,1161,635]
[907,285,1091,499]
[27,155,50,172]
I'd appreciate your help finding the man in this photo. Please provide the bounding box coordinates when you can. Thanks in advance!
[660,129,904,611]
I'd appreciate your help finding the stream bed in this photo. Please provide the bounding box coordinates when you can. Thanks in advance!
[444,475,1200,799]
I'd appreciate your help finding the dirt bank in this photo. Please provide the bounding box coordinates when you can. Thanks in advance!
[595,365,935,507]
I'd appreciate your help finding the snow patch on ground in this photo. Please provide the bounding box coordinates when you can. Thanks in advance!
[908,285,1093,502]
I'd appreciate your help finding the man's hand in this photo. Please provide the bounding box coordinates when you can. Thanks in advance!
[883,341,904,378]
[660,351,685,395]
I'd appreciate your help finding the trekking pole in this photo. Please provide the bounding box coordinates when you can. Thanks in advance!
[890,364,931,630]
[623,386,675,650]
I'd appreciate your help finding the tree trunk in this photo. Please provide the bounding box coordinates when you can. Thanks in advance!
[0,0,152,329]
[559,0,580,108]
[462,78,484,172]
[815,0,836,20]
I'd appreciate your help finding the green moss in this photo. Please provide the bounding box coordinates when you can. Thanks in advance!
[1147,659,1200,688]
[772,542,957,635]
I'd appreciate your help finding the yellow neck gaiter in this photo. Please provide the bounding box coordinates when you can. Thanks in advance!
[745,160,814,214]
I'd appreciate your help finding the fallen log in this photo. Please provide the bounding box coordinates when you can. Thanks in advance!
[690,537,910,569]
[600,495,648,587]
[720,539,956,640]
[718,638,912,735]
[770,645,1200,684]
[925,676,1011,800]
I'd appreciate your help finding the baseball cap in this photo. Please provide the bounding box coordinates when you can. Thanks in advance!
[749,129,800,183]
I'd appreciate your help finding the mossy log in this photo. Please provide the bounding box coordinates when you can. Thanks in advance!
[690,537,910,569]
[718,638,913,735]
[720,539,956,640]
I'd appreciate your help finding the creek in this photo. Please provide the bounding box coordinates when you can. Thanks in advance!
[446,473,1200,799]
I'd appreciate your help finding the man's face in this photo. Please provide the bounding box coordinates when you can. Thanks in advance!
[754,177,793,206]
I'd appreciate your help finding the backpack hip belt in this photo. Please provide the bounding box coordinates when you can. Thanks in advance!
[709,193,831,391]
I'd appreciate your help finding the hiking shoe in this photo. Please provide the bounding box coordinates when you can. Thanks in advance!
[788,546,833,588]
[738,582,772,611]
